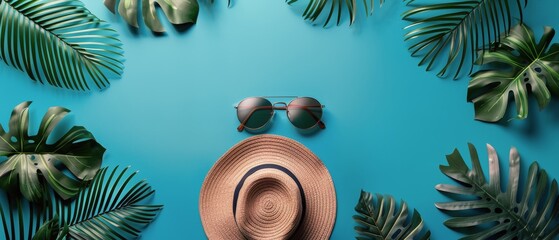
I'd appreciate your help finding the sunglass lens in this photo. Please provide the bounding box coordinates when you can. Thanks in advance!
[237,97,273,130]
[287,97,323,129]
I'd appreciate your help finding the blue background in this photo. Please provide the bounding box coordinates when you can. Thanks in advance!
[1,0,558,238]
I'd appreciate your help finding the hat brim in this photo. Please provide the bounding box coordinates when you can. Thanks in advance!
[199,135,337,239]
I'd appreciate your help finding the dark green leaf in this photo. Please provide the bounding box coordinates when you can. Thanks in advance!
[288,0,411,27]
[402,0,528,79]
[61,166,163,239]
[0,194,44,240]
[437,143,559,239]
[353,190,430,240]
[467,23,559,122]
[0,166,162,239]
[104,0,199,32]
[0,0,124,90]
[0,101,105,202]
[32,215,68,240]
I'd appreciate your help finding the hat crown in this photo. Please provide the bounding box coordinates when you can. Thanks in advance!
[235,168,303,240]
[200,135,336,240]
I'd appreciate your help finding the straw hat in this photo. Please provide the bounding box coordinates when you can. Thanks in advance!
[199,134,336,240]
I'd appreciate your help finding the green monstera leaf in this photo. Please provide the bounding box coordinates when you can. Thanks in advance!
[353,190,431,240]
[104,0,199,32]
[436,143,559,239]
[402,0,528,79]
[0,0,124,90]
[0,166,162,239]
[0,102,105,202]
[467,24,559,122]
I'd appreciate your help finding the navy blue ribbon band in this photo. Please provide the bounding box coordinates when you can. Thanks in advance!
[232,164,306,238]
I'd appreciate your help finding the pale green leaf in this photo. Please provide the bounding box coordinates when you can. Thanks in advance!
[104,0,199,32]
[437,143,559,239]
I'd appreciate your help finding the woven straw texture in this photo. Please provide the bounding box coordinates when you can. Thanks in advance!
[199,135,336,240]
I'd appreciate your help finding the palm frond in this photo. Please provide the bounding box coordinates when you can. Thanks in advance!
[104,0,199,32]
[0,0,124,90]
[437,143,559,239]
[353,190,431,240]
[402,0,528,79]
[59,166,163,239]
[468,23,559,122]
[287,0,411,27]
[0,101,105,202]
[32,215,68,240]
[0,166,162,239]
[0,188,55,240]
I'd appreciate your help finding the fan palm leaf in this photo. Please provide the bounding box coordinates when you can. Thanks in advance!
[0,166,162,239]
[402,0,528,79]
[467,23,559,122]
[0,0,124,90]
[436,143,559,239]
[104,0,199,32]
[353,190,431,240]
[0,101,105,202]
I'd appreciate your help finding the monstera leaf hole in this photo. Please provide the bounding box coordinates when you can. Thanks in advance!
[0,102,105,202]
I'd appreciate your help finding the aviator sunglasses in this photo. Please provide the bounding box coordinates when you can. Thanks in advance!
[235,96,326,132]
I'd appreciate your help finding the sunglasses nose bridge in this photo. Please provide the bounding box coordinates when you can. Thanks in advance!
[272,102,288,110]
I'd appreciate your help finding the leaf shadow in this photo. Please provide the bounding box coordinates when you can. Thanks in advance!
[197,0,218,22]
[491,96,540,138]
[47,115,75,145]
[172,23,195,33]
[545,96,559,121]
[127,25,141,36]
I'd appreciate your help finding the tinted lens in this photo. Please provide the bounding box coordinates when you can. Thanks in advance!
[287,97,323,129]
[237,97,273,129]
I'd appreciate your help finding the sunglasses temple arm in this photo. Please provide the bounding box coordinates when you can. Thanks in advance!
[317,120,326,129]
[237,106,274,132]
[291,104,326,129]
[308,109,326,129]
